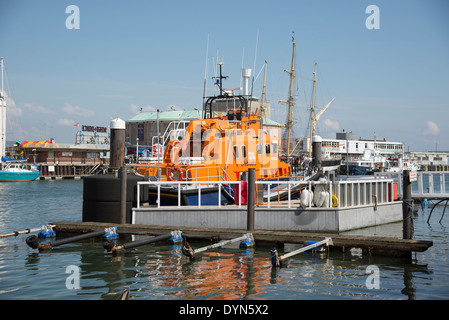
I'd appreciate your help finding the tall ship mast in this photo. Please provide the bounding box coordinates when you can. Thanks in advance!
[280,38,296,156]
[307,63,335,157]
[0,57,6,160]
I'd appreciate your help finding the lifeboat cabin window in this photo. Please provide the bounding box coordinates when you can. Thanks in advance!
[256,144,262,155]
[265,143,271,155]
[241,145,247,159]
[272,142,278,154]
[233,145,239,158]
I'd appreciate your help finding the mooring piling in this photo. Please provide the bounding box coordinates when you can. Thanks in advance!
[120,167,127,225]
[109,117,126,171]
[182,233,255,259]
[247,168,256,231]
[312,135,322,170]
[271,237,333,267]
[402,170,413,240]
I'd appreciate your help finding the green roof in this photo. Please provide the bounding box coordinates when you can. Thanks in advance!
[127,110,281,126]
[262,117,281,126]
[127,110,203,122]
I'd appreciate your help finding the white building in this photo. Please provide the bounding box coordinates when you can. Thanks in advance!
[406,151,449,167]
[298,130,404,159]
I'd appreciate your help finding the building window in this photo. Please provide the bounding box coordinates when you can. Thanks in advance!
[138,124,144,142]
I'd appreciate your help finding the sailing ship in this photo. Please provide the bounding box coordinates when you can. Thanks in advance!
[133,62,303,205]
[0,58,40,182]
[280,46,340,174]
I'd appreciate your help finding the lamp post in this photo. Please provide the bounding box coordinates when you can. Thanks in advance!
[136,137,139,163]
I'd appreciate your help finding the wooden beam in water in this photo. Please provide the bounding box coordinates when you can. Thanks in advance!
[51,221,432,256]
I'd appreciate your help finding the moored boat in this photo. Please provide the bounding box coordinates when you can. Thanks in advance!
[132,63,303,205]
[0,58,40,182]
[0,160,40,182]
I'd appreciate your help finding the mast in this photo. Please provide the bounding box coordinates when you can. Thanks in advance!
[0,57,6,160]
[259,61,267,174]
[308,63,335,157]
[213,62,228,97]
[280,39,295,156]
[261,60,267,117]
[308,63,317,157]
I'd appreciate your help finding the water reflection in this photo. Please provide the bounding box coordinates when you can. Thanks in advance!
[33,237,431,300]
[1,178,447,299]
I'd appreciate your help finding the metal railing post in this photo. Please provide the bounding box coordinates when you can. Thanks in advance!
[137,181,141,208]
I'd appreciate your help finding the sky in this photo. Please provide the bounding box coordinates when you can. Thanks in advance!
[0,0,448,151]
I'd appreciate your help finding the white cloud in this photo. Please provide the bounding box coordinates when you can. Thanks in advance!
[165,104,183,111]
[62,103,94,117]
[3,92,22,118]
[130,104,156,114]
[23,102,54,114]
[323,119,340,131]
[58,118,76,126]
[423,121,440,135]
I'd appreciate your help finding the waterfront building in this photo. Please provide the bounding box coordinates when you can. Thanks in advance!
[406,151,449,170]
[297,130,404,160]
[16,138,109,178]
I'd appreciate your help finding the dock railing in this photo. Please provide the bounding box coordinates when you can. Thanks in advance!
[375,171,449,199]
[136,180,243,209]
[136,178,396,209]
[335,178,394,208]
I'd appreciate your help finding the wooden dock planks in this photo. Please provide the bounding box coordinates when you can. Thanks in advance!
[51,221,433,256]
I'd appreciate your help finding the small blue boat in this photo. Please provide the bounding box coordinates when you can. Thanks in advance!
[0,159,40,182]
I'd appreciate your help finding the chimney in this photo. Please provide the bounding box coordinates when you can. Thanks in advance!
[241,68,252,96]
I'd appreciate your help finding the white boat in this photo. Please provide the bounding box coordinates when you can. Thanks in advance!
[385,156,422,172]
[0,159,40,182]
[0,58,40,182]
[342,149,387,175]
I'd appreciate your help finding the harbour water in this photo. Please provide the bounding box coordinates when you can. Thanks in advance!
[0,179,448,300]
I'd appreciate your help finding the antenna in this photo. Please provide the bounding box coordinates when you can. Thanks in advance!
[240,48,245,91]
[250,29,259,94]
[0,57,3,95]
[202,34,210,109]
[212,62,228,96]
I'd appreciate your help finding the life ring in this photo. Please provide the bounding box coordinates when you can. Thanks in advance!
[168,166,183,181]
[332,194,339,207]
